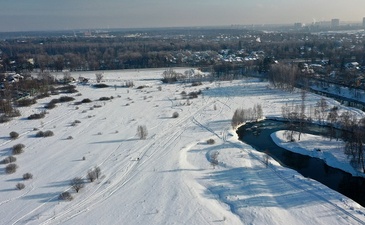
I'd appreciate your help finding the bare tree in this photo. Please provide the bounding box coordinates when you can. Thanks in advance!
[298,89,307,140]
[94,166,101,179]
[137,125,148,140]
[281,103,299,141]
[315,98,328,124]
[210,151,219,169]
[71,177,84,193]
[87,170,97,182]
[95,73,104,83]
[327,106,339,140]
[268,63,298,91]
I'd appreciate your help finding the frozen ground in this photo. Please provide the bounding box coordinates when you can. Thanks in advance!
[1,68,365,225]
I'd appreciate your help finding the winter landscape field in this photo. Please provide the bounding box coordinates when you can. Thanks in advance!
[1,68,365,225]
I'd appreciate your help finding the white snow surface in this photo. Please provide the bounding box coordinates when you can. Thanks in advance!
[1,68,365,225]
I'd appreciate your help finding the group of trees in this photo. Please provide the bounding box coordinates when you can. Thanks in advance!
[280,96,365,172]
[231,104,263,128]
[1,28,364,81]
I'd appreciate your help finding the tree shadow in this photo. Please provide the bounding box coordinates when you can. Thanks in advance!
[22,192,60,203]
[6,178,23,182]
[0,188,15,192]
[0,148,10,157]
[43,180,70,188]
[90,138,138,144]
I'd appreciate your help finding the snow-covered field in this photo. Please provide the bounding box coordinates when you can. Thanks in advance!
[1,68,365,225]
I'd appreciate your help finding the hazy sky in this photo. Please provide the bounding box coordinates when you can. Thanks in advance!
[1,0,365,32]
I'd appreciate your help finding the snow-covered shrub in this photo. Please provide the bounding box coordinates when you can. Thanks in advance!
[12,144,25,155]
[93,83,109,88]
[59,96,75,102]
[99,96,111,101]
[137,125,148,140]
[0,115,11,123]
[16,98,36,107]
[206,139,215,144]
[71,177,84,193]
[15,183,25,190]
[81,98,92,103]
[5,163,18,174]
[172,112,179,118]
[1,156,16,164]
[28,112,46,120]
[23,173,33,180]
[9,131,19,139]
[59,191,73,201]
[36,130,54,137]
[87,170,97,182]
[43,130,54,137]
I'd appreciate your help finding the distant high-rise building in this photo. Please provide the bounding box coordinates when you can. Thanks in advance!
[331,19,340,27]
[363,17,365,28]
[294,23,303,29]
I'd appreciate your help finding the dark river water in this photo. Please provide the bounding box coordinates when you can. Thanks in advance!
[237,119,365,207]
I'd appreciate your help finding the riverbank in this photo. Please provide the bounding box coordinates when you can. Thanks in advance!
[271,131,364,177]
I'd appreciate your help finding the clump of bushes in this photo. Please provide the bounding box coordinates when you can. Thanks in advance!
[36,130,54,137]
[1,156,16,164]
[172,112,179,118]
[12,144,25,155]
[8,109,21,117]
[44,102,57,109]
[206,139,215,145]
[57,85,78,93]
[71,120,81,126]
[59,191,73,201]
[16,98,37,107]
[28,111,46,120]
[23,173,33,180]
[191,81,203,86]
[44,99,60,109]
[15,183,25,190]
[9,131,19,139]
[93,83,109,88]
[0,115,11,123]
[87,169,97,182]
[81,98,92,103]
[188,90,202,99]
[99,97,111,101]
[71,177,85,193]
[59,96,75,102]
[5,163,18,174]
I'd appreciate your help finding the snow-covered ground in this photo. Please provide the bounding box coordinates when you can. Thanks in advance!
[1,68,365,225]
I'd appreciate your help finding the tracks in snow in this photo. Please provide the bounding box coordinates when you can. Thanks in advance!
[12,95,215,225]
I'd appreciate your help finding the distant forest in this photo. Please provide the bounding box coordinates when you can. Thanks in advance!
[0,28,364,77]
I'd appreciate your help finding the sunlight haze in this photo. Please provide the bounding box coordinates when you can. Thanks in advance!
[1,0,365,31]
